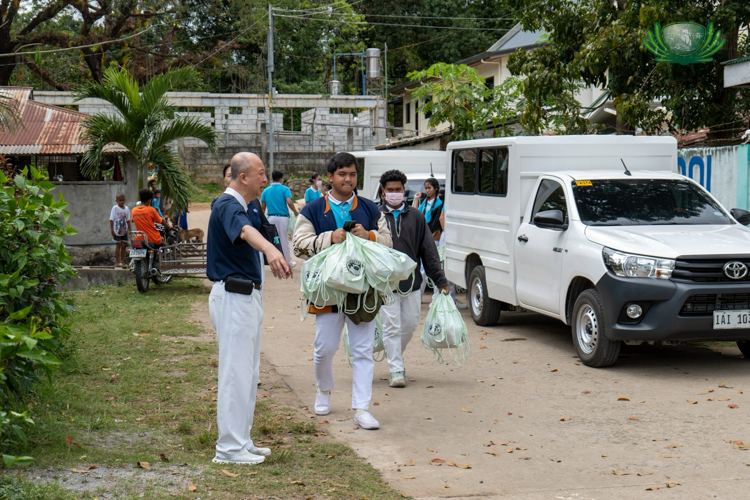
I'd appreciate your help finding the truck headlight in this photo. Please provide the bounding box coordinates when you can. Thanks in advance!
[602,247,675,279]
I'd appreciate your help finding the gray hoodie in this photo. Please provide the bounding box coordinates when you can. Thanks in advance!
[378,202,449,294]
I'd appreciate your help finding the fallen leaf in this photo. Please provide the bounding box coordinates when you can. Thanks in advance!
[318,420,329,424]
[427,448,438,453]
[708,398,715,401]
[602,454,609,457]
[613,470,631,475]
[515,447,527,450]
[646,486,662,491]
[327,454,336,459]
[628,416,639,421]
[719,398,731,401]
[560,417,571,421]
[444,483,450,488]
[485,451,501,456]
[291,480,305,485]
[732,443,750,450]
[160,453,169,462]
[719,382,733,388]
[687,400,698,404]
[461,407,472,413]
[137,461,151,470]
[122,356,131,361]
[512,360,519,363]
[65,436,73,446]
[71,468,91,473]
[100,365,110,371]
[475,379,484,382]
[373,402,380,406]
[429,458,446,466]
[409,378,416,382]
[666,482,681,488]
[220,470,239,477]
[549,458,561,463]
[455,463,471,469]
[638,400,646,403]
[518,456,532,460]
[336,417,351,422]
[638,472,653,476]
[665,444,683,449]
[734,440,744,445]
[401,475,415,479]
[506,448,514,453]
[188,483,197,492]
[110,373,119,383]
[398,460,415,467]
[729,404,739,409]
[618,397,630,401]
[479,346,487,349]
[582,390,591,394]
[659,453,677,458]
[652,438,666,441]
[550,369,558,372]
[426,385,434,388]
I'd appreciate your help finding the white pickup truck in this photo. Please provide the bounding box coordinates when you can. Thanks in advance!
[443,136,750,367]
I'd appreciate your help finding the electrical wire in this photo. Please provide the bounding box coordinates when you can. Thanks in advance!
[192,13,268,66]
[274,14,512,31]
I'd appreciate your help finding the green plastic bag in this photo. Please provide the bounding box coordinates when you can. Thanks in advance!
[288,213,298,237]
[327,235,369,294]
[343,315,385,366]
[421,292,469,365]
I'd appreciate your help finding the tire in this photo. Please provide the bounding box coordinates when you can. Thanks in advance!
[571,289,620,367]
[468,265,502,326]
[134,259,150,293]
[737,341,750,358]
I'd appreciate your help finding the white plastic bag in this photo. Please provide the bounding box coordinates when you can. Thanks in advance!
[343,315,385,366]
[421,292,469,365]
[288,213,297,237]
[361,243,417,298]
[326,235,369,294]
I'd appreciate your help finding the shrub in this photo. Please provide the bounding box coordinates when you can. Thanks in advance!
[0,162,77,466]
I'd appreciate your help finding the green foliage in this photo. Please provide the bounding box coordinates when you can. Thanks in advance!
[504,0,750,138]
[407,63,522,140]
[76,67,219,211]
[0,164,76,467]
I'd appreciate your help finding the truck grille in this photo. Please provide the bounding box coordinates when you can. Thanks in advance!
[680,294,750,316]
[672,256,750,283]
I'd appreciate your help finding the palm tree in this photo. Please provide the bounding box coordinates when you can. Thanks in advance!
[0,89,20,133]
[76,67,218,211]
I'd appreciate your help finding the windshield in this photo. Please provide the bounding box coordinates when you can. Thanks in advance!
[572,179,732,226]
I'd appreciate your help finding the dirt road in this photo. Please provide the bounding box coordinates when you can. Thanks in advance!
[189,207,750,500]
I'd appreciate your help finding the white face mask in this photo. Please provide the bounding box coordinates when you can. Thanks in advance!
[385,192,404,206]
[316,180,323,187]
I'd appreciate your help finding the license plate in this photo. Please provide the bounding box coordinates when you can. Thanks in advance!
[713,310,750,330]
[129,249,147,258]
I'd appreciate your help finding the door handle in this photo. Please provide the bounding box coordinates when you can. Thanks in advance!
[517,234,528,243]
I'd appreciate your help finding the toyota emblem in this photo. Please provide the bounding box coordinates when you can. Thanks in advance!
[723,261,749,280]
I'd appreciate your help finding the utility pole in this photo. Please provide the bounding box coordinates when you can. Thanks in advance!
[267,4,274,171]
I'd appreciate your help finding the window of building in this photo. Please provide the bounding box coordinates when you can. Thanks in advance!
[485,77,495,101]
[405,102,411,124]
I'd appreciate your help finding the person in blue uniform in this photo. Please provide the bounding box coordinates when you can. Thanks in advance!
[207,152,292,466]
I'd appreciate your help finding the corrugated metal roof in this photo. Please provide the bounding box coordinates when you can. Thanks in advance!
[722,55,750,66]
[488,24,546,52]
[0,87,125,155]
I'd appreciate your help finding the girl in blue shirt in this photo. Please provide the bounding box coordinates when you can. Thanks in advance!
[304,174,322,203]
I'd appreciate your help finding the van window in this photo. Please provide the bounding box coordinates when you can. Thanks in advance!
[452,149,477,194]
[532,180,568,223]
[478,147,509,196]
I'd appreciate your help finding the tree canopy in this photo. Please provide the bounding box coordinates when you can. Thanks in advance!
[503,0,750,140]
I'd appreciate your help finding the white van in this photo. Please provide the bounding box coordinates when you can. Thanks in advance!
[351,150,446,203]
[444,136,750,367]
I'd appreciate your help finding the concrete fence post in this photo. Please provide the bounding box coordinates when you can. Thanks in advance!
[347,128,354,151]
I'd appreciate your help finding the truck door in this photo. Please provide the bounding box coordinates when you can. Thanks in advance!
[514,179,570,315]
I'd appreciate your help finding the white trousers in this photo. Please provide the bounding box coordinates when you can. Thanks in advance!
[267,215,291,263]
[380,290,422,373]
[314,313,375,410]
[209,282,263,459]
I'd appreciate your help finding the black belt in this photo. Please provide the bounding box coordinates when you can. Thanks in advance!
[223,277,262,295]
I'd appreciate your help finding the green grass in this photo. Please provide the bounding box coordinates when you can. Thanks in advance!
[1,279,404,499]
[190,181,224,204]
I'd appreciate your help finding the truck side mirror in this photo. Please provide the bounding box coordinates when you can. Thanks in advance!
[731,208,750,226]
[534,209,568,230]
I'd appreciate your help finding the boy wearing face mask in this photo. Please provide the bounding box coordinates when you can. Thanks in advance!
[378,170,450,388]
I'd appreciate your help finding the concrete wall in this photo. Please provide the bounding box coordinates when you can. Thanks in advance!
[58,156,139,246]
[678,145,750,210]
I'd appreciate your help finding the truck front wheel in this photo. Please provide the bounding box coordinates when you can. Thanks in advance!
[571,289,620,367]
[468,265,502,326]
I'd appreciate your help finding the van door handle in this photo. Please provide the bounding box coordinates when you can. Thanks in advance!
[517,235,528,243]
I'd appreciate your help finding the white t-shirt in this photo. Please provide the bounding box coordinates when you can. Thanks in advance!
[110,205,131,236]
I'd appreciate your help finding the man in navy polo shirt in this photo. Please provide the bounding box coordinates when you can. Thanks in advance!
[293,152,392,430]
[208,152,292,466]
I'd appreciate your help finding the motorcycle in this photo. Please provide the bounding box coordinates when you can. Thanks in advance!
[128,223,179,293]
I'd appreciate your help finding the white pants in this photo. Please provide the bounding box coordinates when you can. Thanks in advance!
[314,313,375,410]
[209,282,263,459]
[267,215,291,263]
[380,290,422,373]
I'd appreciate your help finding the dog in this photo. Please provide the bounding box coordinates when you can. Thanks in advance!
[179,228,204,244]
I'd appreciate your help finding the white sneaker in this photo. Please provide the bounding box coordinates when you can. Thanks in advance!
[354,409,380,430]
[315,389,331,415]
[389,371,406,388]
[249,445,271,456]
[212,451,265,465]
[455,300,468,310]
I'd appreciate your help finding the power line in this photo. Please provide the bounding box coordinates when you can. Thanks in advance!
[327,12,515,21]
[274,14,512,31]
